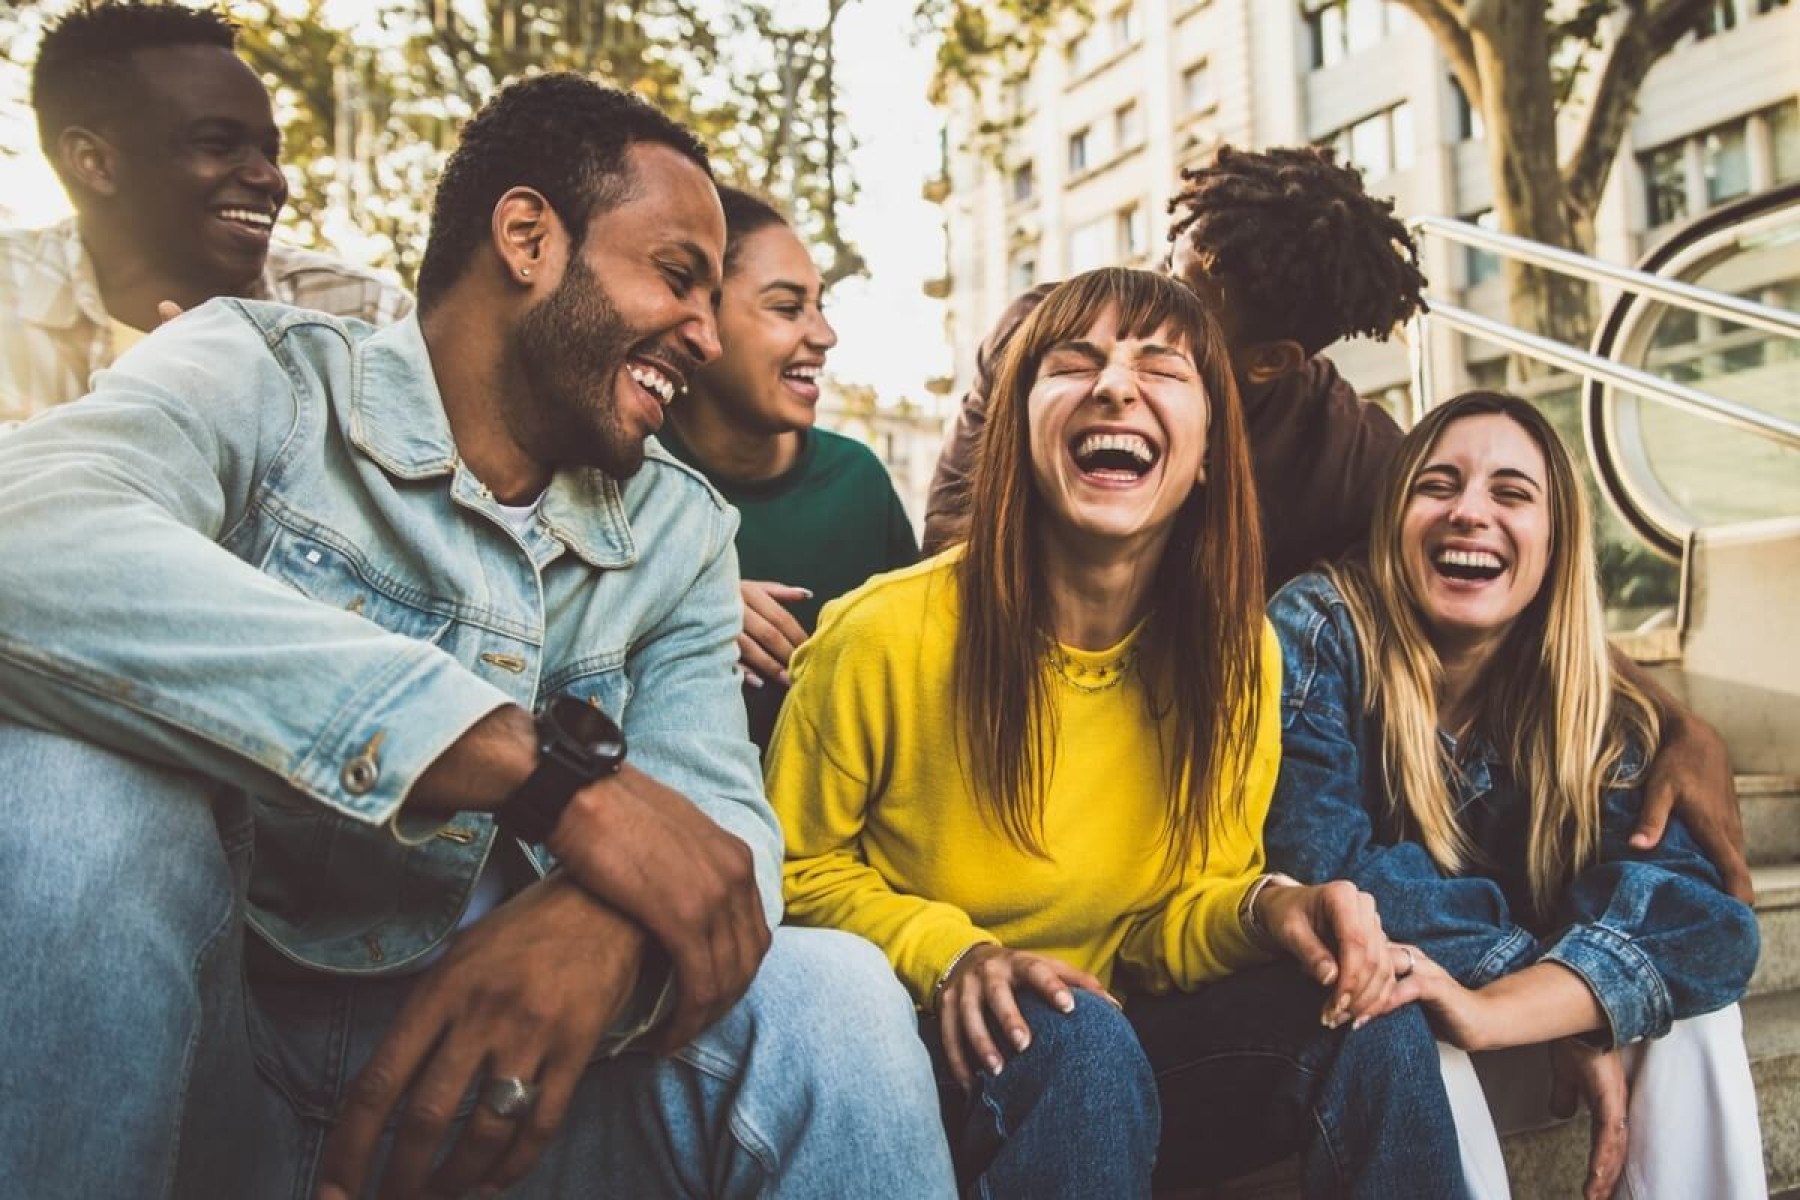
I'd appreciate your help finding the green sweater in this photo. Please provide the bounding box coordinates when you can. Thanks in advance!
[658,425,920,747]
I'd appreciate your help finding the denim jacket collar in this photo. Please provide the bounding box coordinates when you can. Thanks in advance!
[348,314,638,570]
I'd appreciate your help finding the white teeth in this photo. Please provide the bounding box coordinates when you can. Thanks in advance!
[628,363,676,404]
[1074,431,1154,465]
[218,208,272,228]
[1434,548,1503,570]
[784,365,821,381]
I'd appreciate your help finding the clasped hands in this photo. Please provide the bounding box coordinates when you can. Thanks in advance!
[316,747,769,1199]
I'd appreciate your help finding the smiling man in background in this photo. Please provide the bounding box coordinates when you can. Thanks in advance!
[0,3,409,423]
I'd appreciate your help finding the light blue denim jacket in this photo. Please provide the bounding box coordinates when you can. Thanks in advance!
[1265,570,1757,1047]
[0,299,780,975]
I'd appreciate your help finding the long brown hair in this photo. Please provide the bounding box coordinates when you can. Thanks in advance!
[954,268,1265,867]
[1325,391,1660,916]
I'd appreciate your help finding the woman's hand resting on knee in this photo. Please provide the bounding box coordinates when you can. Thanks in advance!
[936,944,1118,1088]
[1550,1037,1630,1200]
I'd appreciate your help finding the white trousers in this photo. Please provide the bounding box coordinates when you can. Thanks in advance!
[1438,1004,1766,1198]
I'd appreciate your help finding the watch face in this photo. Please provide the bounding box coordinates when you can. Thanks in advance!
[546,694,626,762]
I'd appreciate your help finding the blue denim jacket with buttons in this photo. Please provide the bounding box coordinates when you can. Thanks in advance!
[1264,571,1757,1046]
[0,300,780,975]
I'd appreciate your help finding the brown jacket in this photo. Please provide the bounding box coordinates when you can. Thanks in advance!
[921,283,1403,593]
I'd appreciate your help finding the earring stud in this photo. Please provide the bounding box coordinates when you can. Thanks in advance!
[520,266,533,279]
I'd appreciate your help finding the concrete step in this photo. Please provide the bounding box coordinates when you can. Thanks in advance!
[1185,988,1800,1198]
[1744,776,1800,867]
[1752,863,1800,999]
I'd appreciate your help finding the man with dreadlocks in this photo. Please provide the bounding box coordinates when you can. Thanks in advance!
[923,144,1424,589]
[922,141,1756,933]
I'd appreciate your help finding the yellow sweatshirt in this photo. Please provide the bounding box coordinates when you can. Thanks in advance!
[766,551,1284,1008]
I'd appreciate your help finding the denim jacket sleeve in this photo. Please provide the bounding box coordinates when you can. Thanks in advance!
[0,303,513,828]
[1263,573,1539,986]
[613,500,784,927]
[1538,766,1759,1045]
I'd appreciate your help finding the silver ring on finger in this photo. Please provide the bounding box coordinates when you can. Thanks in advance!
[479,1075,541,1120]
[1397,946,1416,979]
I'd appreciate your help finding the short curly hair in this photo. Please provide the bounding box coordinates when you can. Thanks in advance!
[1167,144,1427,355]
[416,74,712,310]
[32,2,238,155]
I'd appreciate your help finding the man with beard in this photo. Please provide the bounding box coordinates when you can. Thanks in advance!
[1,3,410,423]
[0,75,953,1200]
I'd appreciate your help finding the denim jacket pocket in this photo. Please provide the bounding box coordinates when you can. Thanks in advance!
[261,525,455,647]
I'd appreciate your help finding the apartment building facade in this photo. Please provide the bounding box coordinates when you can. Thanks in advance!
[929,0,1800,408]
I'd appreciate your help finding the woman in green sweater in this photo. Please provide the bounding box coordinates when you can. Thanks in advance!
[659,186,918,751]
[766,269,1467,1198]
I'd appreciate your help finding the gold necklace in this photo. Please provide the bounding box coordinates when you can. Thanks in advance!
[1049,642,1140,693]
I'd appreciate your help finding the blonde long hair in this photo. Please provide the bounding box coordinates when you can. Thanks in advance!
[1325,392,1659,917]
[954,268,1265,869]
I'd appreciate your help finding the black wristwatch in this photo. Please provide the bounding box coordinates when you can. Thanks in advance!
[494,694,627,844]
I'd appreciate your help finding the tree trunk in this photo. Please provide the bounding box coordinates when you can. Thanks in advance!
[1467,4,1598,363]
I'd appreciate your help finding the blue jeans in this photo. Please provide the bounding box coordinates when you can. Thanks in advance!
[0,720,955,1199]
[1129,963,1467,1199]
[923,965,1466,1199]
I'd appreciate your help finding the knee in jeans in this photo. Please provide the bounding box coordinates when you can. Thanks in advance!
[1005,990,1156,1117]
[1341,1000,1439,1074]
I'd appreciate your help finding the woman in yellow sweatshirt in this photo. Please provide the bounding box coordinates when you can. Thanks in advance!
[766,269,1467,1198]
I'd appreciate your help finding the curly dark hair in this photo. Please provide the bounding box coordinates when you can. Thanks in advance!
[32,2,238,154]
[416,74,712,309]
[1166,144,1428,355]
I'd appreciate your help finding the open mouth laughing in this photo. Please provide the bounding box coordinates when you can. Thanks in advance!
[628,359,681,406]
[214,206,275,238]
[1431,546,1506,583]
[1069,429,1159,484]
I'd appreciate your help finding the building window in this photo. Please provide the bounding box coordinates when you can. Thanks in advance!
[1067,26,1106,76]
[1010,161,1036,203]
[1391,100,1416,170]
[1068,218,1110,274]
[1181,60,1214,114]
[1451,77,1484,141]
[1009,253,1038,295]
[1307,0,1390,68]
[1307,1,1346,68]
[1701,120,1750,205]
[1463,209,1500,286]
[1327,102,1413,180]
[1110,2,1140,47]
[1692,0,1738,38]
[1068,127,1091,174]
[1768,100,1799,183]
[1641,142,1688,226]
[1117,202,1148,260]
[1114,101,1142,151]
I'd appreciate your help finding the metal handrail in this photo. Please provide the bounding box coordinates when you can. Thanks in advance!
[1414,301,1800,450]
[1408,214,1800,340]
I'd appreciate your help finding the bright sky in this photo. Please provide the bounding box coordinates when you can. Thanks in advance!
[0,1,948,407]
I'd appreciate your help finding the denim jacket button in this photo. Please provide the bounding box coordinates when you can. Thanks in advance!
[341,753,380,795]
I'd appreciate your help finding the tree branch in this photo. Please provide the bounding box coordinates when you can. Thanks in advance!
[1561,0,1711,213]
[1389,0,1481,105]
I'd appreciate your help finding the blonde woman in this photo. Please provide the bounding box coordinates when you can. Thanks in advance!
[1265,391,1762,1199]
[767,269,1467,1198]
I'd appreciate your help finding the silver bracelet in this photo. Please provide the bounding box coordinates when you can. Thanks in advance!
[1239,872,1300,950]
[930,942,992,1011]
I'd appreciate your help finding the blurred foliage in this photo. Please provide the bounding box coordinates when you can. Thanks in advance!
[3,0,865,286]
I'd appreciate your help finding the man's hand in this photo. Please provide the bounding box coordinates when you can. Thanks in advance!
[315,875,646,1200]
[546,763,770,1052]
[1632,710,1752,903]
[1549,1037,1630,1200]
[737,580,810,687]
[1256,880,1395,1029]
